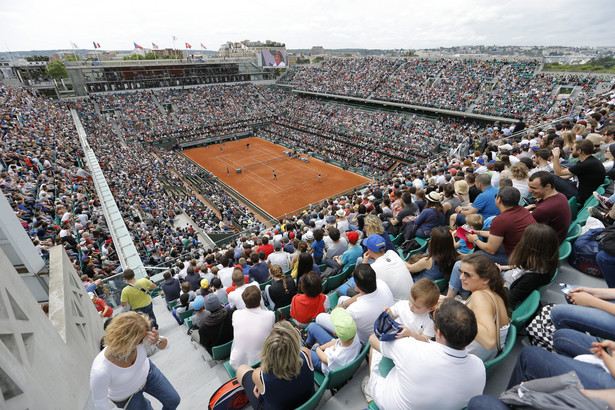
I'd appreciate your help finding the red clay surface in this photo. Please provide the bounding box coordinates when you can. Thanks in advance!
[184,137,371,219]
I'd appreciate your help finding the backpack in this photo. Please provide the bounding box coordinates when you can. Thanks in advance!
[208,377,248,410]
[596,225,615,257]
[569,228,603,277]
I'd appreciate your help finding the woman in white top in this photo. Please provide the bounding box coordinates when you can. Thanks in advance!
[459,253,510,361]
[90,312,180,409]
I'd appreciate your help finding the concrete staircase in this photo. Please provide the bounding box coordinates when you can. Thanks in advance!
[146,297,227,409]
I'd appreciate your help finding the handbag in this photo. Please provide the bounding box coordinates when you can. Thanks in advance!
[525,303,555,352]
[208,377,249,410]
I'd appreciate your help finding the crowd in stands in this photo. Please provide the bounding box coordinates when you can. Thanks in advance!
[0,84,122,280]
[281,57,606,121]
[3,59,615,409]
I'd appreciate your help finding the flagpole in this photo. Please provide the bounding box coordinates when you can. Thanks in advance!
[70,41,78,63]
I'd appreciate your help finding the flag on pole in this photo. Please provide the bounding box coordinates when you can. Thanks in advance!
[134,42,144,50]
[201,43,207,49]
[92,42,101,49]
[71,42,79,49]
[152,43,159,50]
[185,42,192,49]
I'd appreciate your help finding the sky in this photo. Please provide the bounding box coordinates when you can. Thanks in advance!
[1,0,613,52]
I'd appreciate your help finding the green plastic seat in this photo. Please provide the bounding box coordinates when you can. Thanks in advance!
[342,264,356,279]
[211,340,233,361]
[295,378,330,410]
[392,233,405,247]
[313,341,370,391]
[177,308,194,323]
[259,278,273,291]
[275,304,291,322]
[484,325,517,377]
[568,196,578,222]
[318,263,327,272]
[328,292,340,310]
[223,359,261,380]
[322,271,348,294]
[434,278,449,293]
[511,290,540,329]
[565,223,582,243]
[575,208,591,227]
[378,357,395,377]
[558,241,571,266]
[184,317,193,329]
[399,239,429,261]
[368,401,380,410]
[539,268,559,296]
[168,299,180,310]
[223,360,236,379]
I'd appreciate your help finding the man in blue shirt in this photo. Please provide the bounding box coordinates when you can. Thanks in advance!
[248,251,270,283]
[449,174,500,229]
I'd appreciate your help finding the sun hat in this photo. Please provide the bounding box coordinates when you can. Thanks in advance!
[331,308,357,342]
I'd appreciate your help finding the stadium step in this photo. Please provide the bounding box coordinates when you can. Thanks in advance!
[147,296,226,409]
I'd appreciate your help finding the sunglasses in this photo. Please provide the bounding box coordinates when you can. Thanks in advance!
[459,269,475,279]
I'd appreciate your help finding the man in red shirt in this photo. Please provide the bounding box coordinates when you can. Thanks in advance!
[466,186,536,265]
[89,292,113,318]
[257,236,274,258]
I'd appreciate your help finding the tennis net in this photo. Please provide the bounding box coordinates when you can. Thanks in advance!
[242,155,288,171]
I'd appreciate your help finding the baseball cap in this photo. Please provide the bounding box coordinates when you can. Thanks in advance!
[193,295,205,311]
[374,311,402,341]
[365,234,386,252]
[88,292,95,299]
[345,231,359,244]
[274,240,282,250]
[331,308,357,342]
[476,158,485,165]
[200,279,210,289]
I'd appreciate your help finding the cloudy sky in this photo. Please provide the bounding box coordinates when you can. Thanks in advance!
[1,0,613,51]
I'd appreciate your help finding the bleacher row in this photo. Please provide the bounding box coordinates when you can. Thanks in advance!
[279,57,606,121]
[137,167,610,410]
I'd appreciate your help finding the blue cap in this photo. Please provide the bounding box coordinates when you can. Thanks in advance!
[365,234,386,252]
[193,295,205,311]
[374,311,402,341]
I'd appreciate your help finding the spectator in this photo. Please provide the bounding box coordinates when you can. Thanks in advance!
[290,272,328,328]
[264,264,297,310]
[229,286,275,370]
[197,294,234,354]
[90,292,113,318]
[363,298,485,409]
[303,307,362,376]
[363,234,413,301]
[236,321,315,410]
[120,269,158,329]
[383,278,439,342]
[316,264,394,344]
[161,271,181,304]
[526,171,571,243]
[553,139,606,204]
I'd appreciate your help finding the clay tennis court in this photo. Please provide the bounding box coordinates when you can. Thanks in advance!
[183,137,371,219]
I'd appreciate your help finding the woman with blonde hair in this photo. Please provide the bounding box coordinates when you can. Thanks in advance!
[561,130,576,156]
[90,312,180,409]
[237,321,315,409]
[509,162,530,200]
[364,214,396,253]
